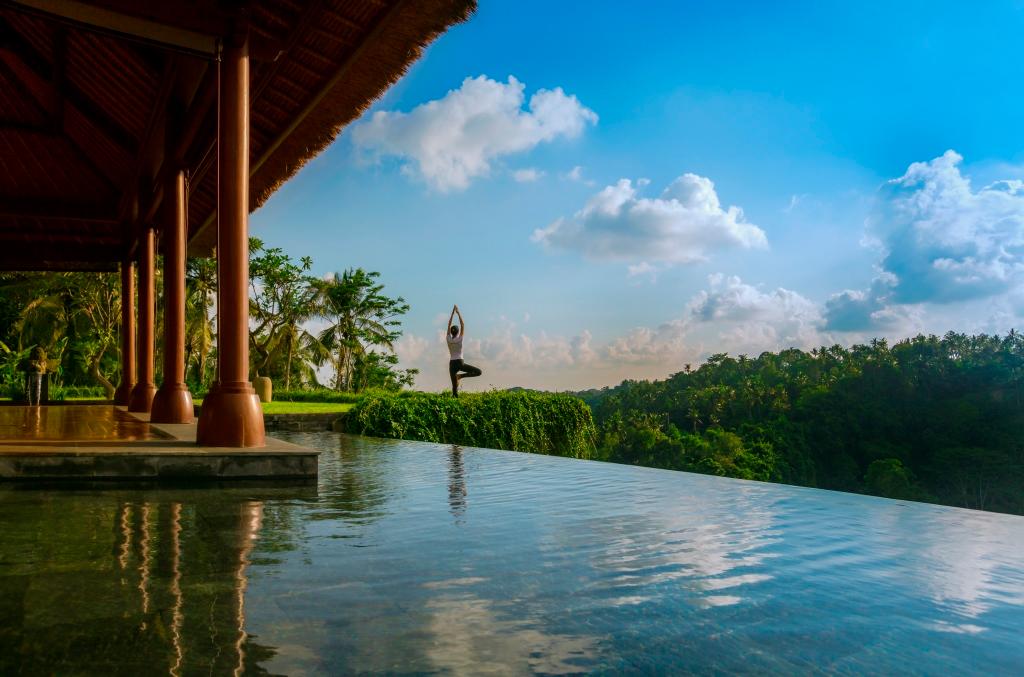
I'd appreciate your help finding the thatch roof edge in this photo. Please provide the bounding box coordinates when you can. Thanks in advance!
[251,0,476,215]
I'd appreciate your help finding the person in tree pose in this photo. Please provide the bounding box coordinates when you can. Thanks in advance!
[447,304,482,397]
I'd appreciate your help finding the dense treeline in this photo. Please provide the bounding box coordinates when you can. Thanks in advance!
[349,391,597,459]
[581,333,1024,515]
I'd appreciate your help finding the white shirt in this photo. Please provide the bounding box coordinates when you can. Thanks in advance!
[447,333,464,360]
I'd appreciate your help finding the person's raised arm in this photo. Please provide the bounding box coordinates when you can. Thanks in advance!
[455,305,465,336]
[448,305,457,335]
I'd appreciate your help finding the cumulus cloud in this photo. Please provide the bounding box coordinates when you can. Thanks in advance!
[351,75,597,191]
[822,272,921,333]
[605,325,690,364]
[870,150,1024,304]
[532,174,767,264]
[395,333,430,364]
[683,274,825,353]
[823,150,1024,332]
[512,168,543,183]
[470,321,596,369]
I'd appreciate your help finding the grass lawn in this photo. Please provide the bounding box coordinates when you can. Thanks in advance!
[260,401,354,414]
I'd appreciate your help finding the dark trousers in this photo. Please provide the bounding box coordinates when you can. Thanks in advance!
[449,359,482,395]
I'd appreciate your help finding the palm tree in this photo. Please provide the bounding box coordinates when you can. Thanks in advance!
[314,269,409,392]
[3,272,118,396]
[185,258,217,388]
[72,273,120,398]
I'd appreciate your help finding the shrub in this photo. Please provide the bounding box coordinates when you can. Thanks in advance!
[348,391,597,459]
[53,385,107,400]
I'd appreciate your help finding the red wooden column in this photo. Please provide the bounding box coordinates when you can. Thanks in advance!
[196,31,265,447]
[151,169,194,423]
[128,226,157,412]
[113,259,136,405]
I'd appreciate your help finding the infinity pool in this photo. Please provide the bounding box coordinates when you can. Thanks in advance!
[1,432,1022,674]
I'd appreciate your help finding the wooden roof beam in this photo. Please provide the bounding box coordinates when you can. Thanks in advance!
[0,197,118,222]
[0,232,122,246]
[0,17,137,152]
[6,0,221,56]
[120,55,176,253]
[0,242,122,267]
[0,55,121,194]
[0,261,117,272]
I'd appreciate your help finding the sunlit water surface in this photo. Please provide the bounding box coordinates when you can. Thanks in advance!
[1,432,1023,675]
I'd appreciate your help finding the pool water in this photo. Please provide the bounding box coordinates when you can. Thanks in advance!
[1,432,1022,674]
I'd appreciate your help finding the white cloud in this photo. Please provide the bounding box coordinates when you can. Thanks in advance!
[683,274,826,354]
[605,325,690,365]
[395,333,429,364]
[512,168,543,183]
[783,194,806,213]
[823,150,1024,332]
[627,261,658,280]
[352,75,597,192]
[870,150,1024,304]
[532,174,767,264]
[469,320,595,369]
[563,165,595,186]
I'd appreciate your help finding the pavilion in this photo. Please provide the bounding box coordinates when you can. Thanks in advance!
[0,0,473,474]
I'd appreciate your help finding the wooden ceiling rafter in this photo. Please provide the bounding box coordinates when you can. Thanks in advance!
[0,16,136,152]
[119,53,176,250]
[0,48,121,195]
[3,0,224,57]
[0,196,117,222]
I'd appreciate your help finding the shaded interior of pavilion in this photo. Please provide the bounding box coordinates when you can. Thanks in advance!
[0,0,474,457]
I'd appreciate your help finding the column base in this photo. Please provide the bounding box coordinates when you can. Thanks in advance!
[113,381,134,406]
[127,382,157,413]
[150,383,195,423]
[195,381,265,447]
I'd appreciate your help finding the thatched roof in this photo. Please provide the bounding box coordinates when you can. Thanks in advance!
[0,0,476,269]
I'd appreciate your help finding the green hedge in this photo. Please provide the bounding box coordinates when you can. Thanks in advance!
[348,391,597,459]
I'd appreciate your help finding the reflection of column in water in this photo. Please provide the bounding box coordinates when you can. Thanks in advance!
[139,504,151,623]
[117,503,132,573]
[170,503,184,677]
[174,500,265,675]
[103,499,271,672]
[233,502,263,677]
[448,447,467,521]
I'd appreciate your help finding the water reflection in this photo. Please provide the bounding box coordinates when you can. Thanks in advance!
[1,434,1023,675]
[448,446,467,522]
[423,579,599,674]
[0,486,305,674]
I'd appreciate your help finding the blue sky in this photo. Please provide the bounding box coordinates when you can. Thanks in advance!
[251,0,1024,391]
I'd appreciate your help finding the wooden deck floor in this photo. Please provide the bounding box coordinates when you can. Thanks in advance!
[0,405,318,479]
[0,405,167,443]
